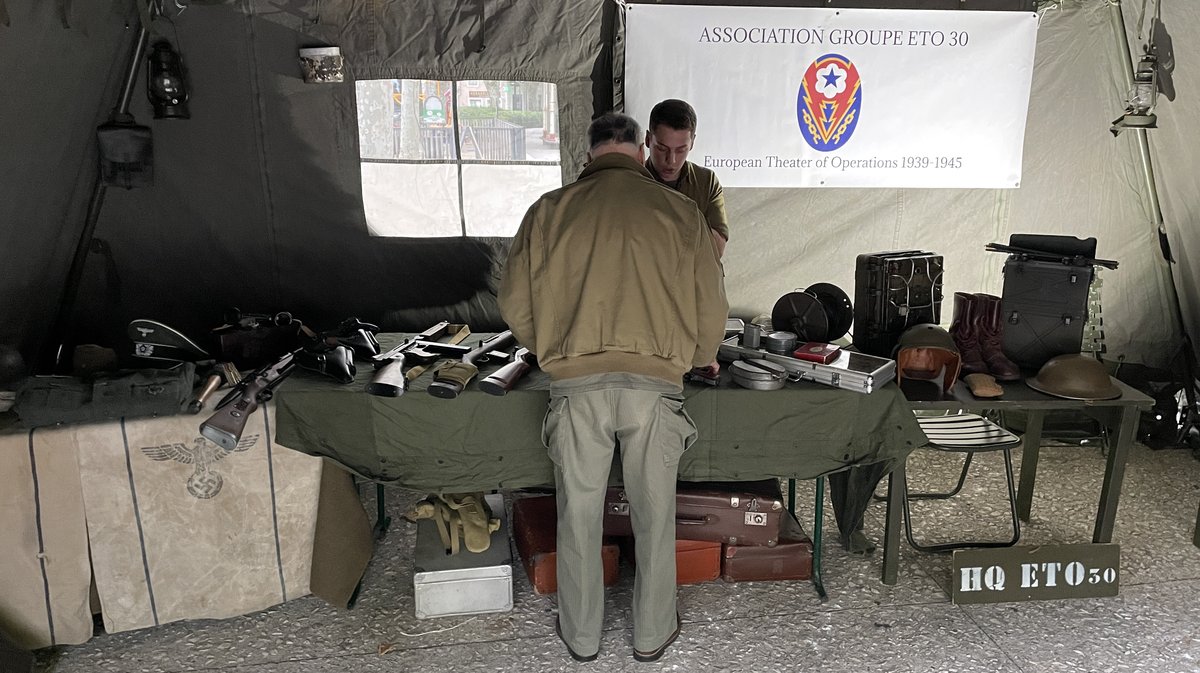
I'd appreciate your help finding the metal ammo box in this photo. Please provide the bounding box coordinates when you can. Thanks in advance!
[412,493,513,619]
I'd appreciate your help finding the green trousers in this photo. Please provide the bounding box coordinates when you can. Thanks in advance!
[545,373,696,656]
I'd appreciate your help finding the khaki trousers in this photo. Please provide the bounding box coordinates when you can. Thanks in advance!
[544,373,696,655]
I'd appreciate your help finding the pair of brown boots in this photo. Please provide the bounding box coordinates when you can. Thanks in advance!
[950,293,1020,397]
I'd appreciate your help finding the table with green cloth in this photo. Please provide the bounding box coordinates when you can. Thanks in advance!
[272,335,927,585]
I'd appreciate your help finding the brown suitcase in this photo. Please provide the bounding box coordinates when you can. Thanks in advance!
[603,480,785,547]
[720,510,813,583]
[618,538,723,585]
[511,495,619,595]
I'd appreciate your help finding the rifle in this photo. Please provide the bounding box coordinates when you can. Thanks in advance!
[478,347,535,396]
[428,331,516,399]
[200,349,297,450]
[366,322,471,397]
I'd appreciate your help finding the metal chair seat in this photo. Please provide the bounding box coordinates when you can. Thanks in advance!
[903,413,1022,552]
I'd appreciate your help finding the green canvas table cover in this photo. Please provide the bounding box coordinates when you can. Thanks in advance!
[272,337,925,493]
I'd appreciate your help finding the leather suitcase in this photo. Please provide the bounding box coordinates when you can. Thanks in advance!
[603,480,785,547]
[618,538,723,585]
[1000,258,1092,371]
[721,510,813,583]
[853,250,944,357]
[511,495,619,595]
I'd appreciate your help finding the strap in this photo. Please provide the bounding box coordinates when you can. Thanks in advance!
[405,324,470,382]
[985,242,1119,270]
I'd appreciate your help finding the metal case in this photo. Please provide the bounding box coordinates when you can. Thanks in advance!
[718,337,896,394]
[412,493,513,619]
[853,250,944,357]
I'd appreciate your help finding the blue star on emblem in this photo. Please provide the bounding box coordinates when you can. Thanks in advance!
[822,69,842,88]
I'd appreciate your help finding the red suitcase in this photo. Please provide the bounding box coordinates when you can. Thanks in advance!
[603,480,785,547]
[512,495,620,595]
[618,538,722,585]
[720,510,813,583]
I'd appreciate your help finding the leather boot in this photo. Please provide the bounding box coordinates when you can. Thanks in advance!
[949,292,987,375]
[973,293,1021,381]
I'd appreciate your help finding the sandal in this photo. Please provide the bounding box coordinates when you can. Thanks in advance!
[964,373,1003,399]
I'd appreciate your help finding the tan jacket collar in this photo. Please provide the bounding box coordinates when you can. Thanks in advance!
[579,152,654,181]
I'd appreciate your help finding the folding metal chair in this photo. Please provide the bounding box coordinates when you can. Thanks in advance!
[903,413,1022,552]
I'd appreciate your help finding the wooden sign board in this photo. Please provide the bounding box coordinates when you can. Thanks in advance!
[951,544,1119,605]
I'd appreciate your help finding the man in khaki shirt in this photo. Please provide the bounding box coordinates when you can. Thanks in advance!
[644,99,729,257]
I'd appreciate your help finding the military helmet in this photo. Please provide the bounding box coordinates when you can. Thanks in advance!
[1027,354,1121,400]
[896,323,958,352]
[895,324,961,395]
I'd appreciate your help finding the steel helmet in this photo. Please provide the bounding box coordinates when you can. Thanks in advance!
[1027,354,1121,400]
[895,324,961,394]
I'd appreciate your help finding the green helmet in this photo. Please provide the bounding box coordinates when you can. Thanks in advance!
[1027,354,1121,400]
[896,323,958,353]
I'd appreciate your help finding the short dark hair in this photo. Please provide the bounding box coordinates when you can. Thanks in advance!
[588,112,642,149]
[648,99,697,134]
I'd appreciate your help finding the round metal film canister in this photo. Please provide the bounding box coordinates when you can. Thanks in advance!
[761,331,798,355]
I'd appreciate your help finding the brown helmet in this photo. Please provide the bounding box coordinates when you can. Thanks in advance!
[1026,354,1121,400]
[895,324,961,394]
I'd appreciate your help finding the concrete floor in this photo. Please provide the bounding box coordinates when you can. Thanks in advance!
[34,437,1200,673]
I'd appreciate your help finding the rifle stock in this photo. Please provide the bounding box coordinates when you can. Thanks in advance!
[366,321,453,397]
[200,352,295,450]
[478,347,534,396]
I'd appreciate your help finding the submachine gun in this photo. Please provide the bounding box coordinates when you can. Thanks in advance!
[365,322,510,397]
[428,331,516,399]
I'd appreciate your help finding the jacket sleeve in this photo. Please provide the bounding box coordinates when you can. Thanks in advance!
[498,205,538,355]
[691,211,729,367]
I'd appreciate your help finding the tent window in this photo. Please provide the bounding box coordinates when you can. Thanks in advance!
[355,79,562,238]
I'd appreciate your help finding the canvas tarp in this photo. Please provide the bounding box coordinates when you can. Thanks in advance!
[0,0,1193,373]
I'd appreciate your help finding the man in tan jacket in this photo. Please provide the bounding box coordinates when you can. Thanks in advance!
[499,112,727,663]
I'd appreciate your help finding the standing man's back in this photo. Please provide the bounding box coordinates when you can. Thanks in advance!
[499,112,727,663]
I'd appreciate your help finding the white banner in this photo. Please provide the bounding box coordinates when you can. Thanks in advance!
[626,5,1039,189]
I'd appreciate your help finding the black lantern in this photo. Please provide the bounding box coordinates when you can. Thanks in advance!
[146,40,190,119]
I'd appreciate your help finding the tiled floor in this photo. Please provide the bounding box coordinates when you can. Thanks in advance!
[33,438,1200,673]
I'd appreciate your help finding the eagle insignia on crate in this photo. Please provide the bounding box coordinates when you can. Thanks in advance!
[140,434,259,499]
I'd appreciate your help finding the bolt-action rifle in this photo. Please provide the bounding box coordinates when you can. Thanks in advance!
[200,349,297,450]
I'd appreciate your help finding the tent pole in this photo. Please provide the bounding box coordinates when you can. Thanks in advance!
[43,8,154,373]
[1108,1,1164,230]
[1109,1,1199,445]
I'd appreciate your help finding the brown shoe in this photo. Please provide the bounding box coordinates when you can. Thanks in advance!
[972,293,1021,381]
[633,614,681,663]
[949,292,987,375]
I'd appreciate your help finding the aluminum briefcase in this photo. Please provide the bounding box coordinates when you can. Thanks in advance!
[718,337,895,394]
[604,479,785,547]
[412,493,513,619]
[721,509,813,583]
[511,495,619,595]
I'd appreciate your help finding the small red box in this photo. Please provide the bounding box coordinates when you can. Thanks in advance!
[793,342,841,364]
